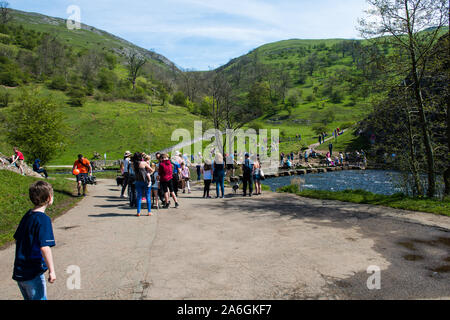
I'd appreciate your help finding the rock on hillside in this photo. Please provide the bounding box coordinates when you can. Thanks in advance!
[0,153,43,178]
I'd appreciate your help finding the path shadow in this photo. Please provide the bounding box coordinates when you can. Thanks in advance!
[189,192,450,299]
[88,213,137,218]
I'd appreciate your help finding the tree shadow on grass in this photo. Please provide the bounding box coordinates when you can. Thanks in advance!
[53,189,79,198]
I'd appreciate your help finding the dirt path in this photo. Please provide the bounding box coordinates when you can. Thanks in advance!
[0,179,449,300]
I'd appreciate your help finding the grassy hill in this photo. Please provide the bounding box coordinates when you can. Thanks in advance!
[0,9,207,164]
[0,86,208,165]
[10,9,179,71]
[4,8,439,164]
[215,37,380,153]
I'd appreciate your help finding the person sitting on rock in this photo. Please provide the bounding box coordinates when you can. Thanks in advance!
[33,159,48,179]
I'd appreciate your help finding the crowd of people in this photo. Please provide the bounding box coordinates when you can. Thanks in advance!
[278,148,367,169]
[117,149,267,217]
[7,142,366,301]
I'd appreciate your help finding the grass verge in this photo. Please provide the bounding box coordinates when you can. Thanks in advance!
[277,184,450,217]
[0,170,83,248]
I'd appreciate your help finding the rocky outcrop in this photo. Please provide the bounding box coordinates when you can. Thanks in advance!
[0,153,43,178]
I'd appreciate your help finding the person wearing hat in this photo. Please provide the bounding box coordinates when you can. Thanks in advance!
[242,153,254,197]
[120,151,132,198]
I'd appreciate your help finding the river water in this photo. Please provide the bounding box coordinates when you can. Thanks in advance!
[263,170,405,195]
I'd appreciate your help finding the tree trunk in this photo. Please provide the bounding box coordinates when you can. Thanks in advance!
[411,74,436,197]
[406,109,423,196]
[445,97,450,196]
[405,1,436,197]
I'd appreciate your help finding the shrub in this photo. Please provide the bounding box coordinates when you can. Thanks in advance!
[0,88,10,108]
[46,75,68,91]
[6,89,67,164]
[129,86,147,103]
[312,124,328,135]
[330,90,343,103]
[305,94,315,102]
[286,93,299,108]
[67,86,87,107]
[172,91,187,107]
[340,122,355,129]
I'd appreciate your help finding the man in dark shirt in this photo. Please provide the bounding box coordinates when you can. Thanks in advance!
[242,153,254,197]
[33,159,48,179]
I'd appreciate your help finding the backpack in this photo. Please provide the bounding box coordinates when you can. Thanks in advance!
[151,172,156,185]
[243,160,253,175]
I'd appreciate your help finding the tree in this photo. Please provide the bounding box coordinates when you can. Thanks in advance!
[359,0,449,197]
[305,52,318,76]
[172,91,187,107]
[248,81,273,117]
[6,90,67,164]
[126,52,146,90]
[297,61,308,85]
[0,1,12,25]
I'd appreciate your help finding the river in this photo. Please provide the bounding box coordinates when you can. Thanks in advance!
[263,170,406,195]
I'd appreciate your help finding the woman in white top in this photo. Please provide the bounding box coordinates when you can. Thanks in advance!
[201,161,213,198]
[180,162,191,194]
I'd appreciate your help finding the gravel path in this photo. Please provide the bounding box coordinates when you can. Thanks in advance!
[0,179,448,300]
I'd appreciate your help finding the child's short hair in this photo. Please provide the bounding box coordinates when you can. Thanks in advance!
[29,181,53,206]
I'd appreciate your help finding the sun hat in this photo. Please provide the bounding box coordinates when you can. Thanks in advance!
[124,151,132,157]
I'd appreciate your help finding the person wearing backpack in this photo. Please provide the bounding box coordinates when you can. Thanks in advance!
[127,156,137,207]
[213,153,225,198]
[242,153,253,197]
[171,154,182,197]
[133,153,154,217]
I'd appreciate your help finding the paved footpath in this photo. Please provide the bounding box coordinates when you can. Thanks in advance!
[1,179,449,300]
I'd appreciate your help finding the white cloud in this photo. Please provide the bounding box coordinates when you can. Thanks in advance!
[11,0,370,69]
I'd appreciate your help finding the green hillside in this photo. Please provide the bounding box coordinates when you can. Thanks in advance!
[0,9,205,165]
[2,7,443,165]
[10,9,178,71]
[0,86,208,164]
[212,37,383,153]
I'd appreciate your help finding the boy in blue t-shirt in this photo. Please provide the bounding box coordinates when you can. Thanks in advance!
[12,181,56,300]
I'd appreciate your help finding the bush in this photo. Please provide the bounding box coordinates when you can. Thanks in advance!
[340,122,355,129]
[6,89,67,164]
[67,86,87,107]
[97,68,117,93]
[330,90,343,103]
[0,88,10,108]
[172,91,187,107]
[312,124,328,135]
[305,94,315,102]
[94,91,115,102]
[129,86,147,103]
[286,93,299,108]
[46,75,68,91]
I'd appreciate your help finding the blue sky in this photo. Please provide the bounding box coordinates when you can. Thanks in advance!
[10,0,369,70]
